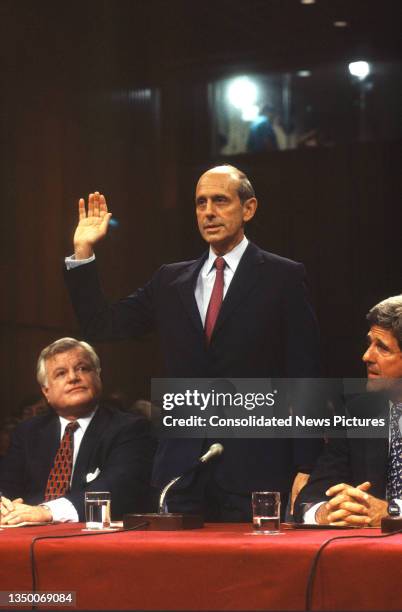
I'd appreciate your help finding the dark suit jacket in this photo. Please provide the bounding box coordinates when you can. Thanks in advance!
[294,393,390,522]
[0,405,155,520]
[65,242,321,498]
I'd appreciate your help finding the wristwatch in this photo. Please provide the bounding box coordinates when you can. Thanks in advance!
[387,499,401,516]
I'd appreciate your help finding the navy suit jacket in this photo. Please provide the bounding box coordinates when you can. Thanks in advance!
[294,393,389,522]
[0,406,155,520]
[65,242,321,498]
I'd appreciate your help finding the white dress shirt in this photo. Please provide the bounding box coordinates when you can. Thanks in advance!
[65,236,249,327]
[43,409,97,522]
[194,236,249,325]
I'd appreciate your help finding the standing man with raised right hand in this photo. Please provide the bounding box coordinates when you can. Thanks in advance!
[64,164,322,521]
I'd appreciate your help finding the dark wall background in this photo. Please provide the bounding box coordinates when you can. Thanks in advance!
[0,0,401,416]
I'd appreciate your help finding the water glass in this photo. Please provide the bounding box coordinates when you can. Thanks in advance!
[251,491,281,534]
[85,491,111,529]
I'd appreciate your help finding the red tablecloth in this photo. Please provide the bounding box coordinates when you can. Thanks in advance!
[1,522,402,610]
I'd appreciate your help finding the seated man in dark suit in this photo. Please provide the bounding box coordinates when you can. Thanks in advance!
[0,337,154,525]
[295,295,402,526]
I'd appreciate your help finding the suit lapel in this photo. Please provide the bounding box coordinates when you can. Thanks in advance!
[175,254,208,335]
[367,398,389,497]
[71,408,109,488]
[353,396,389,498]
[38,414,61,484]
[174,243,263,341]
[212,242,264,339]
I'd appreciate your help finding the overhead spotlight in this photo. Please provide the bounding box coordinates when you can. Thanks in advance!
[301,0,316,4]
[334,20,348,27]
[297,70,311,77]
[227,77,258,110]
[348,61,370,80]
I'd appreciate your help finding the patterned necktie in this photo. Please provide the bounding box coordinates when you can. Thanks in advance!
[45,421,79,501]
[205,257,226,344]
[387,403,402,500]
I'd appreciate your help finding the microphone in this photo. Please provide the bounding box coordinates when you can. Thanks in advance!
[123,443,224,531]
[199,443,224,464]
[158,443,224,513]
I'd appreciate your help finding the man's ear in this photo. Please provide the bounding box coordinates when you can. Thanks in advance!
[41,386,50,402]
[242,197,258,222]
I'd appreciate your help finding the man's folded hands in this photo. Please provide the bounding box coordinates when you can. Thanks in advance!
[315,481,388,527]
[0,496,52,525]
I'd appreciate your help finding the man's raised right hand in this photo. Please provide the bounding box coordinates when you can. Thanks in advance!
[73,192,112,259]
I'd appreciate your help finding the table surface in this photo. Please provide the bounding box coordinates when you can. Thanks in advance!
[1,522,402,611]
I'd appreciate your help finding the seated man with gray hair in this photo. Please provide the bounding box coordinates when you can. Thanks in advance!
[0,338,154,525]
[295,295,402,526]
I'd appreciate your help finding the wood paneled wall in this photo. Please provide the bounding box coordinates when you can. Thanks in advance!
[178,142,402,377]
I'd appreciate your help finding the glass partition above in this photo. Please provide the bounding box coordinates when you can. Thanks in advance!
[210,61,402,155]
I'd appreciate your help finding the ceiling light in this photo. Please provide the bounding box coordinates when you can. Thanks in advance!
[301,0,316,4]
[297,70,311,77]
[348,61,370,80]
[334,20,348,27]
[227,77,258,110]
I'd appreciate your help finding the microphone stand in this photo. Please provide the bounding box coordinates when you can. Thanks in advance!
[123,470,204,530]
[158,462,201,514]
[123,443,223,531]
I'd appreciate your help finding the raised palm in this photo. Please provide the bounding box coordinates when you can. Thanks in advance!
[73,192,112,257]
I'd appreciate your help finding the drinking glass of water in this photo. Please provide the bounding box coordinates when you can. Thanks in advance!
[251,491,281,535]
[85,491,111,530]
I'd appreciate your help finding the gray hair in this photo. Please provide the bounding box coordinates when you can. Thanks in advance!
[206,164,256,203]
[37,337,101,386]
[367,295,402,350]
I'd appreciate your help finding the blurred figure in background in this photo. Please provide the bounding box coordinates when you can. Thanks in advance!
[247,104,278,152]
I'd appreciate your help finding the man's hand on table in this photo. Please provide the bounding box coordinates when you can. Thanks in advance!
[315,481,388,527]
[1,495,24,517]
[1,496,52,525]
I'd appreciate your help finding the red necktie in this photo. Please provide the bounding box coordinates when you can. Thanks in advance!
[45,421,79,501]
[205,257,226,344]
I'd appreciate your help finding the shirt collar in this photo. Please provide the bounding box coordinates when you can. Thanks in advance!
[205,236,249,274]
[59,406,98,435]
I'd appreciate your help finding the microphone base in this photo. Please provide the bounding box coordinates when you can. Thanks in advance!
[123,512,204,531]
[381,516,402,533]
